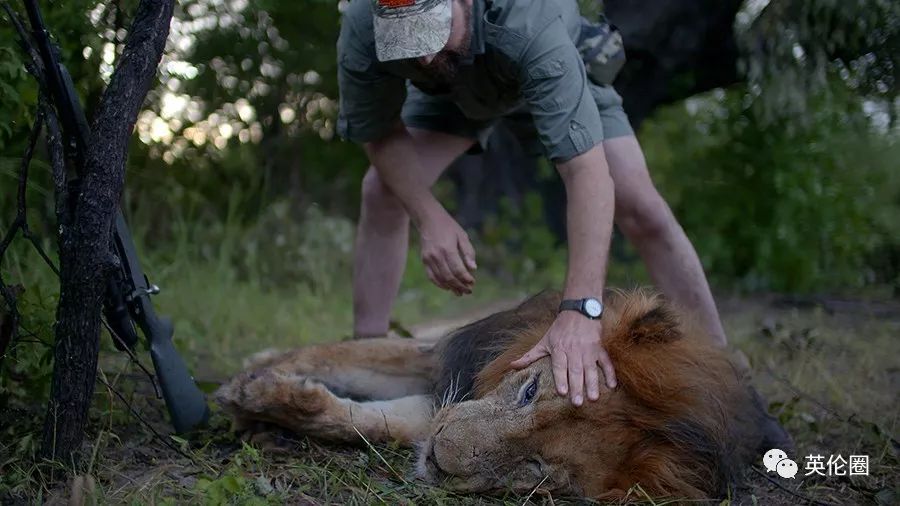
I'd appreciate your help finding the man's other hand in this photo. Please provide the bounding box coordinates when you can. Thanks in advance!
[419,208,477,296]
[510,311,617,406]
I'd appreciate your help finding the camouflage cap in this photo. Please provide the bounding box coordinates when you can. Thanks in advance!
[372,0,452,62]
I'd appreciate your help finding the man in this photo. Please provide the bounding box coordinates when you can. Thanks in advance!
[337,0,728,407]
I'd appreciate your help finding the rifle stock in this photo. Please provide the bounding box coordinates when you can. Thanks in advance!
[113,213,210,434]
[146,316,210,434]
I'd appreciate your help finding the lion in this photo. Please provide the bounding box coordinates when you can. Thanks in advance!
[215,290,779,501]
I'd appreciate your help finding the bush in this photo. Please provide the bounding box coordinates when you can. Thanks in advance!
[641,87,900,292]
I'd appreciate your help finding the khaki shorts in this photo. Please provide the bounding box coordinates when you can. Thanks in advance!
[401,83,634,157]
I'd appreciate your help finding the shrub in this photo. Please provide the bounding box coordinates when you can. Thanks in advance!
[641,87,899,292]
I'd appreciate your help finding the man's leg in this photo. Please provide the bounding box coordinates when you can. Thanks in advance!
[353,128,475,338]
[603,135,728,346]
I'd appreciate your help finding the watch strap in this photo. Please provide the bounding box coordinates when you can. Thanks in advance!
[558,299,584,314]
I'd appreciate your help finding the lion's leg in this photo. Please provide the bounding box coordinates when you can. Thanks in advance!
[240,337,437,400]
[218,369,433,445]
[216,338,439,440]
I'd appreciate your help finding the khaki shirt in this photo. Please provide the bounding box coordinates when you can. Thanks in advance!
[336,0,605,161]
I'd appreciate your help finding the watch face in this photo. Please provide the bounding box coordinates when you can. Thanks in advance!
[584,298,603,318]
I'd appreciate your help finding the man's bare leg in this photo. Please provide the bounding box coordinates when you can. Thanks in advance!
[603,135,728,346]
[353,129,475,338]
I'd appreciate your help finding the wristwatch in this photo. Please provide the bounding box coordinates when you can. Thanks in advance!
[558,297,604,320]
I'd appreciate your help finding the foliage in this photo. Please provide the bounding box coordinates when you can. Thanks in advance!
[0,258,56,496]
[479,192,566,287]
[0,0,125,152]
[0,241,57,410]
[133,0,358,217]
[642,85,900,291]
[192,443,277,505]
[740,0,900,125]
[0,46,30,144]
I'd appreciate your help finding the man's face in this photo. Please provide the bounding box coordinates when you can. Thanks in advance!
[414,0,472,86]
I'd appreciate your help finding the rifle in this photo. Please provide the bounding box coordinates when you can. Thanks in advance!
[15,0,209,434]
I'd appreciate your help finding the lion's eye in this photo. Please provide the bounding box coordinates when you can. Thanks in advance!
[518,376,539,407]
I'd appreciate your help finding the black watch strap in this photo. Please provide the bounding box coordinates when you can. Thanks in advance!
[559,299,584,314]
[558,298,603,320]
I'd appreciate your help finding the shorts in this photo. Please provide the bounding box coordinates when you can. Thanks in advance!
[400,83,634,158]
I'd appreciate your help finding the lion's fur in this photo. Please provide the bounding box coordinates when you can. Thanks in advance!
[217,289,767,500]
[435,290,764,499]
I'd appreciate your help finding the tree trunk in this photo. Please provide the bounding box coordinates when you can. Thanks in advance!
[42,0,175,463]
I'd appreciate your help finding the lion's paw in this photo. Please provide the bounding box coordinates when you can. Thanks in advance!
[215,369,328,413]
[287,376,337,416]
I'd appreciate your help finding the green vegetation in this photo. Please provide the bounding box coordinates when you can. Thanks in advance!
[643,87,900,292]
[1,0,898,503]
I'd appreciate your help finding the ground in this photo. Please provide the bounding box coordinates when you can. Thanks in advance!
[1,287,898,505]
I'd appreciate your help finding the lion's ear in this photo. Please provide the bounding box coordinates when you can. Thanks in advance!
[627,305,682,344]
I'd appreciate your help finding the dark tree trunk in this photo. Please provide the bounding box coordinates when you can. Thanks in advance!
[42,0,175,463]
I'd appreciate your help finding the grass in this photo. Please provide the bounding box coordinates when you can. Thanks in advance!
[0,207,898,505]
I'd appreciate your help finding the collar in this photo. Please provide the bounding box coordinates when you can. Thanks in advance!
[460,0,486,65]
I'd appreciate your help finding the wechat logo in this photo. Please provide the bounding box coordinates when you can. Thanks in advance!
[763,448,798,479]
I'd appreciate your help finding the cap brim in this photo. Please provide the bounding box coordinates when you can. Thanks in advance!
[373,0,452,62]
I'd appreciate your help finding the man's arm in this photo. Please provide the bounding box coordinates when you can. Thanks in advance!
[335,4,474,295]
[557,145,614,319]
[511,145,618,405]
[506,15,619,404]
[363,124,476,295]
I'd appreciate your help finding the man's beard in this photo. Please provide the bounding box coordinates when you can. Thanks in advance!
[420,50,464,85]
[417,4,471,87]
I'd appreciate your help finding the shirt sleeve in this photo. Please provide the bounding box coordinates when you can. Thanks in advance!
[517,17,605,162]
[336,18,406,143]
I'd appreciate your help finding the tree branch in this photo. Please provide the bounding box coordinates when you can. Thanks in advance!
[1,2,47,90]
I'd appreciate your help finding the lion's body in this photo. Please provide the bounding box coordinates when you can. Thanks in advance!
[216,290,768,500]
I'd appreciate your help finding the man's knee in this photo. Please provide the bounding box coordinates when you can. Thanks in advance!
[616,190,675,242]
[361,167,408,223]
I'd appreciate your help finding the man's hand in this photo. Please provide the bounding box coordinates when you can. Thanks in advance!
[419,207,477,296]
[510,311,617,406]
[362,124,477,296]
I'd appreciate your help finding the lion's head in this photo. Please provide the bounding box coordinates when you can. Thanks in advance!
[417,291,765,500]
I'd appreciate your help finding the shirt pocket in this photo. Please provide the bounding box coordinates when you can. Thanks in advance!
[525,58,569,112]
[527,58,567,80]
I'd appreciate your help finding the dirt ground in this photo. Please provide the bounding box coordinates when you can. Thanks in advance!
[6,292,899,505]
